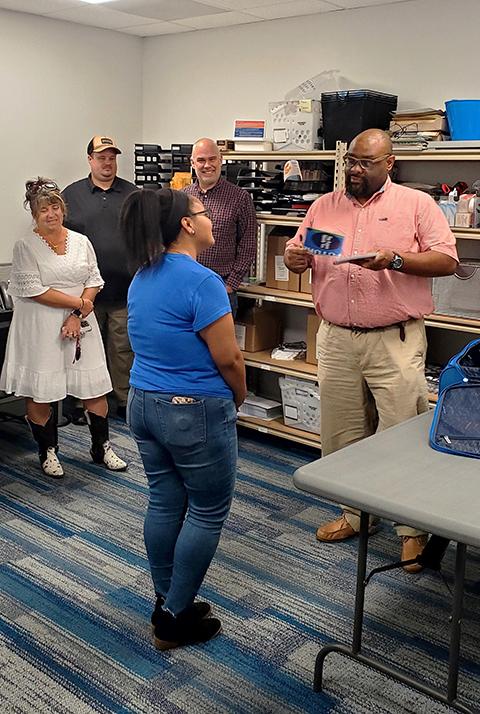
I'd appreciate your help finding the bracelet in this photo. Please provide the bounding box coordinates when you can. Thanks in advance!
[79,297,84,310]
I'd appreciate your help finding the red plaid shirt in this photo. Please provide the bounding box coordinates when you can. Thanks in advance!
[184,178,257,290]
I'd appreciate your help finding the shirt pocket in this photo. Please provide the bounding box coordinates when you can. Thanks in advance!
[155,398,207,448]
[371,211,419,253]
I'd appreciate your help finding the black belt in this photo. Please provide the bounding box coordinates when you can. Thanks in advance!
[334,321,408,342]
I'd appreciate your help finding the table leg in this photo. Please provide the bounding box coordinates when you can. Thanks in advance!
[447,542,467,704]
[352,510,369,654]
[314,510,369,691]
[312,533,474,713]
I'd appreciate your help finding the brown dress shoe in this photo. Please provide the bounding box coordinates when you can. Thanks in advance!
[316,514,358,542]
[401,535,428,573]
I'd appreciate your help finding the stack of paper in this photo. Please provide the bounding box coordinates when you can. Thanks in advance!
[390,109,449,144]
[238,394,283,420]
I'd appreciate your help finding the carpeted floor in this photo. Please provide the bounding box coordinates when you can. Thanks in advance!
[0,416,479,713]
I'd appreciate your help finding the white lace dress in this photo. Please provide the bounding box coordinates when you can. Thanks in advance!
[0,230,112,402]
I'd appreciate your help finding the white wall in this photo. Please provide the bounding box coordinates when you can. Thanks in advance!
[3,0,480,262]
[0,10,142,262]
[142,0,480,146]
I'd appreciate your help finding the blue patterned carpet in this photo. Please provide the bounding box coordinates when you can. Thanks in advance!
[0,416,479,713]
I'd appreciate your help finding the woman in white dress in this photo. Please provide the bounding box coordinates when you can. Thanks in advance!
[0,177,127,478]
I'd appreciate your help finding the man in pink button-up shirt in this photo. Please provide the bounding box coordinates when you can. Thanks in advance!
[285,129,458,572]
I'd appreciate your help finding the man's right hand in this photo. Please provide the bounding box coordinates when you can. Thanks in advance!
[284,245,311,274]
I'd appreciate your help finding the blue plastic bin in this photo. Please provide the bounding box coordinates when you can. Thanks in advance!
[445,99,480,140]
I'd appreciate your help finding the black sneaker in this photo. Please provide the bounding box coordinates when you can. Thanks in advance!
[151,596,211,630]
[153,609,222,651]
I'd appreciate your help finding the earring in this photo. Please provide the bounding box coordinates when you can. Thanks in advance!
[191,229,196,235]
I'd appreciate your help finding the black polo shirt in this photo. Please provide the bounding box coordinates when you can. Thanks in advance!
[62,175,136,304]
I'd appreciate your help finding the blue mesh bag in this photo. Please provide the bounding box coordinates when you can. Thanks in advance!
[429,339,480,458]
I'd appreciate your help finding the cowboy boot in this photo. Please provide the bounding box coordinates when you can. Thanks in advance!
[85,411,127,471]
[26,410,64,478]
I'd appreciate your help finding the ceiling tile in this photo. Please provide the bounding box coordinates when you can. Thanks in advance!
[327,0,407,6]
[175,10,262,29]
[194,0,305,8]
[46,6,153,29]
[246,0,339,20]
[120,20,194,36]
[111,0,226,21]
[0,0,83,12]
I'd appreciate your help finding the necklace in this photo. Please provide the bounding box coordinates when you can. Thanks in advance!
[35,228,68,253]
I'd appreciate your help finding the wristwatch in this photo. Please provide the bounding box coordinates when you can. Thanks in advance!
[389,253,404,271]
[71,308,82,318]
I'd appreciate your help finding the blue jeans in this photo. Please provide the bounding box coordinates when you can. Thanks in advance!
[127,387,238,615]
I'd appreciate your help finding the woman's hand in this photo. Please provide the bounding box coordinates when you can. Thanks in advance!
[81,297,94,317]
[61,314,81,340]
[235,389,247,410]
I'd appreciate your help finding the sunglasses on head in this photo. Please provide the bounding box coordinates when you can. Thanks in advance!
[31,180,60,194]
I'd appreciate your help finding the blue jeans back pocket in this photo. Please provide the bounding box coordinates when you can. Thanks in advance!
[155,398,207,448]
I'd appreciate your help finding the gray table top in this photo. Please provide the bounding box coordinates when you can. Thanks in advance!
[294,412,480,547]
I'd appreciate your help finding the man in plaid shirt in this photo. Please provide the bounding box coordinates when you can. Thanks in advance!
[184,138,257,316]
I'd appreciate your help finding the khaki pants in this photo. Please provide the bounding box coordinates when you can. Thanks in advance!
[316,319,429,537]
[95,303,133,408]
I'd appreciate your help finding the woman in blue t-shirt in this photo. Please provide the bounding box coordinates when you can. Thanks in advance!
[121,188,246,651]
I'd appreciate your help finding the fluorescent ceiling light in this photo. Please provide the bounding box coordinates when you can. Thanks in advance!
[79,1,115,5]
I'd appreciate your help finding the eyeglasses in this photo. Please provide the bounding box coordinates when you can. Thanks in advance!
[190,209,212,220]
[344,154,392,171]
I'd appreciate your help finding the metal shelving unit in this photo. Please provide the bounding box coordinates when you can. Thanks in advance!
[231,147,480,447]
[238,415,321,449]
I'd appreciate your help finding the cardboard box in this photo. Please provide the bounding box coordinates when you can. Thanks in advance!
[454,211,473,228]
[306,311,321,365]
[390,116,448,133]
[216,139,235,152]
[266,234,300,292]
[234,140,273,151]
[300,268,312,294]
[235,305,281,352]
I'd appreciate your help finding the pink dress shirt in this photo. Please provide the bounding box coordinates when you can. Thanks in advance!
[287,178,458,328]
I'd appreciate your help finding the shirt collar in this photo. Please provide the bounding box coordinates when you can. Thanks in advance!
[87,174,121,193]
[194,176,225,196]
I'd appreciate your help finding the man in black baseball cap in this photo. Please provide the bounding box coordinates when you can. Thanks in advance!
[62,135,136,421]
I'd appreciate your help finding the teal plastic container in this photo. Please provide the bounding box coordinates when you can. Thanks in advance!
[445,100,480,140]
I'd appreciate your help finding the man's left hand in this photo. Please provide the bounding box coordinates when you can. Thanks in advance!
[358,249,395,271]
[226,285,233,294]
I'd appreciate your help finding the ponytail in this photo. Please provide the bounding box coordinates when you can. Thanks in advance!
[120,188,191,271]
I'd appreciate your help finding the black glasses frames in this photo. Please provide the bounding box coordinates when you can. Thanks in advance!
[190,209,212,220]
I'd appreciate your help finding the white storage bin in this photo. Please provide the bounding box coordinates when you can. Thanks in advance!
[268,100,322,151]
[432,261,480,319]
[279,377,320,434]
